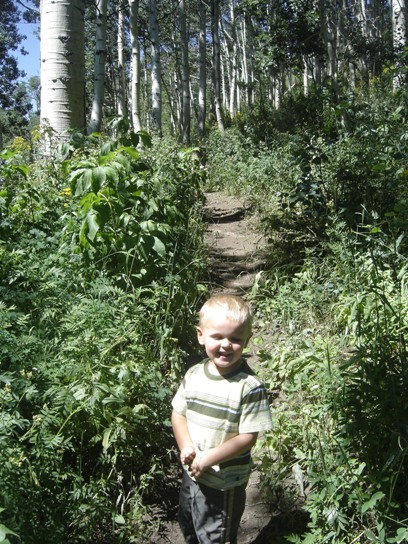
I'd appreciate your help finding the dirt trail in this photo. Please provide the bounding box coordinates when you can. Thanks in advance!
[203,192,267,296]
[151,192,276,544]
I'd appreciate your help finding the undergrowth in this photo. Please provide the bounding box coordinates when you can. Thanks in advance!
[206,78,408,543]
[0,129,207,542]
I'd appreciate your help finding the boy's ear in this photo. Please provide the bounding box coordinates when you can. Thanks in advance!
[196,326,205,345]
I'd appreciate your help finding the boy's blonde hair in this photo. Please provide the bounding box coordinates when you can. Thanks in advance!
[198,294,253,330]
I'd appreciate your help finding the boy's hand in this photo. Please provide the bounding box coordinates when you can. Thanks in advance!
[180,446,196,467]
[187,452,208,478]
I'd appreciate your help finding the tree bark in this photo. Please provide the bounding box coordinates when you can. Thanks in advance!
[88,0,108,134]
[179,0,191,145]
[392,0,406,87]
[129,0,142,132]
[149,0,162,135]
[392,0,406,51]
[211,0,224,132]
[227,0,238,117]
[117,2,127,118]
[198,0,207,137]
[40,0,85,137]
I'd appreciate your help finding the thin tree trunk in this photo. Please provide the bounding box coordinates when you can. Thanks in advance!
[392,0,406,51]
[227,0,238,117]
[303,57,310,95]
[320,0,338,83]
[149,0,162,135]
[240,15,248,107]
[40,0,85,137]
[129,0,142,132]
[198,0,207,137]
[171,23,182,134]
[88,0,108,134]
[221,40,229,111]
[179,0,191,145]
[117,3,127,118]
[143,42,150,131]
[211,0,224,132]
[248,14,257,107]
[392,0,406,87]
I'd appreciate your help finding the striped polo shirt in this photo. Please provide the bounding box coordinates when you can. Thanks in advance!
[172,358,273,490]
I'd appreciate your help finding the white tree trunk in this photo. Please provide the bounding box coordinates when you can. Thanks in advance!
[392,0,406,87]
[211,0,224,131]
[392,0,406,51]
[40,0,85,136]
[88,0,108,134]
[117,4,127,118]
[179,0,191,145]
[240,17,248,107]
[129,0,142,132]
[198,0,207,137]
[149,0,162,135]
[228,0,238,117]
[242,10,255,108]
[303,57,310,95]
[320,0,338,82]
[221,40,229,111]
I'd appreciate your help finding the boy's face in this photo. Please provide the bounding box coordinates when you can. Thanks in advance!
[197,314,251,375]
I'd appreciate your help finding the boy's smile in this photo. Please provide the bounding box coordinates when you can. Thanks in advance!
[197,315,251,375]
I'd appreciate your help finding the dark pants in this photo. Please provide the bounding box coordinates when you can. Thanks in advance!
[178,470,246,544]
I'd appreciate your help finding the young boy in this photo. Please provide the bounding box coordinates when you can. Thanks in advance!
[171,294,273,544]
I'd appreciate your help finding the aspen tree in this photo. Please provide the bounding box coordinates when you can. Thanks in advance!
[88,0,108,133]
[40,0,85,137]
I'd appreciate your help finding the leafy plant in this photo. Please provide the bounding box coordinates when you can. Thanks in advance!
[0,132,207,542]
[251,211,408,543]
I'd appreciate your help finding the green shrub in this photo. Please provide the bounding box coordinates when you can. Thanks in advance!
[0,133,207,542]
[251,218,408,543]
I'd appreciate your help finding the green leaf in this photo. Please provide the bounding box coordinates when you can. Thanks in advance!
[104,166,119,184]
[91,166,106,193]
[82,169,93,193]
[140,220,155,232]
[114,515,126,525]
[118,146,139,160]
[138,235,154,261]
[153,237,166,256]
[361,492,385,513]
[79,220,90,248]
[15,165,29,178]
[56,141,71,159]
[364,529,379,542]
[395,528,408,543]
[0,523,18,540]
[86,211,100,242]
[102,428,112,451]
[79,192,100,213]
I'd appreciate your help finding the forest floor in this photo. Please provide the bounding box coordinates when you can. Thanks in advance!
[151,192,307,544]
